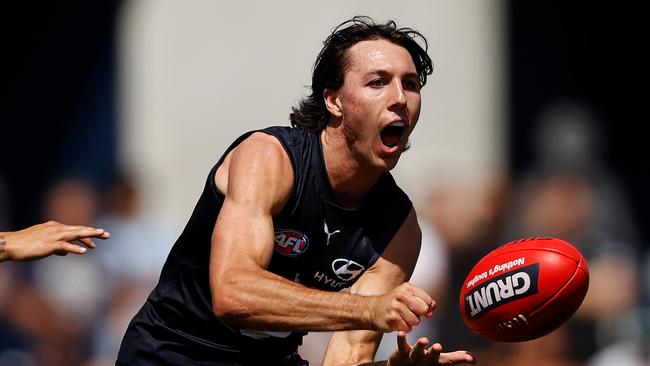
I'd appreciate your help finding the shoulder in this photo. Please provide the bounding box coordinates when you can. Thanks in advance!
[256,126,316,155]
[229,132,293,181]
[236,131,288,155]
[219,131,294,213]
[254,126,319,177]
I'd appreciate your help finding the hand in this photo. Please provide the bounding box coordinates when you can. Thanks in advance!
[371,282,435,333]
[388,332,476,365]
[0,221,110,262]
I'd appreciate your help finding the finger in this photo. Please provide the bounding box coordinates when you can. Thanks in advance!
[74,227,111,239]
[399,292,432,319]
[424,342,443,362]
[409,337,429,361]
[410,286,436,316]
[394,304,420,331]
[396,331,411,357]
[437,350,476,365]
[61,227,107,242]
[77,237,97,249]
[58,242,88,255]
[425,301,435,317]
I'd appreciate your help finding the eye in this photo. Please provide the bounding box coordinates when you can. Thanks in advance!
[368,78,386,88]
[403,78,421,92]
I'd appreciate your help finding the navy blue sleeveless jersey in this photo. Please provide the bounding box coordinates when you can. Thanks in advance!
[116,126,413,365]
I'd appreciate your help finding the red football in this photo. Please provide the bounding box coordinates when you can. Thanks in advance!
[459,236,589,342]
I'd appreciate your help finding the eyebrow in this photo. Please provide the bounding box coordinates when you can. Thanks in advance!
[403,72,420,83]
[366,69,419,81]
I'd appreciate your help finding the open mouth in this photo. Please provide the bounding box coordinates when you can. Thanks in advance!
[380,121,406,148]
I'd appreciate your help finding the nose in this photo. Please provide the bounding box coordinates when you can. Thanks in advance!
[389,79,406,110]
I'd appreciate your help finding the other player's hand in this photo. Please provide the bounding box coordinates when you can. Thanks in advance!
[387,332,476,365]
[371,282,435,333]
[0,221,110,262]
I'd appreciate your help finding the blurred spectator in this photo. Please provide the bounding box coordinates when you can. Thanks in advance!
[503,100,641,363]
[94,173,175,283]
[0,263,34,366]
[0,263,69,366]
[586,248,649,365]
[506,100,639,255]
[86,173,176,366]
[41,178,100,228]
[484,327,581,366]
[0,171,176,366]
[28,178,108,366]
[32,178,107,323]
[0,177,110,366]
[587,307,650,366]
[424,173,509,360]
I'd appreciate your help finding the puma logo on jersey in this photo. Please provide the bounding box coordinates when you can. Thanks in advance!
[274,229,309,256]
[323,221,341,246]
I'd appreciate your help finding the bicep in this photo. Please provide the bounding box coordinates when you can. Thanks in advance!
[322,208,422,365]
[210,133,293,277]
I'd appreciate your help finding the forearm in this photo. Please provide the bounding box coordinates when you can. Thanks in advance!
[212,268,377,332]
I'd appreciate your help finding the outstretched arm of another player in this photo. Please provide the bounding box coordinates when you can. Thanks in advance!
[0,221,110,262]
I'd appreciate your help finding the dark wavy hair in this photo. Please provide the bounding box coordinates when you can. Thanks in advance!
[290,16,433,131]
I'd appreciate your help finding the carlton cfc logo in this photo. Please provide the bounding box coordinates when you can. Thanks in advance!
[274,229,309,256]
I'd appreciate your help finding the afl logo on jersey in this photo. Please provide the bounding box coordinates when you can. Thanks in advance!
[274,229,309,256]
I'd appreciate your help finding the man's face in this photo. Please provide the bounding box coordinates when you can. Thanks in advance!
[328,39,422,171]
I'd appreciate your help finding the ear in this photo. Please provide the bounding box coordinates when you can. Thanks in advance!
[323,88,343,118]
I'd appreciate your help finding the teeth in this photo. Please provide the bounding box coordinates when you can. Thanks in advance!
[389,121,405,127]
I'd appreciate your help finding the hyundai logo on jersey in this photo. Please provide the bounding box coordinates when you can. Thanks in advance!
[331,258,366,281]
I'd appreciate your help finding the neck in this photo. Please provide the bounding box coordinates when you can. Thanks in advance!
[320,127,382,208]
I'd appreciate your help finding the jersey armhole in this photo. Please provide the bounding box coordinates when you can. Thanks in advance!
[256,128,299,215]
[206,130,256,200]
[256,129,298,191]
[206,128,298,208]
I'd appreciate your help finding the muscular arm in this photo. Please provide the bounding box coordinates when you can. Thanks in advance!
[210,133,379,332]
[322,208,423,366]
